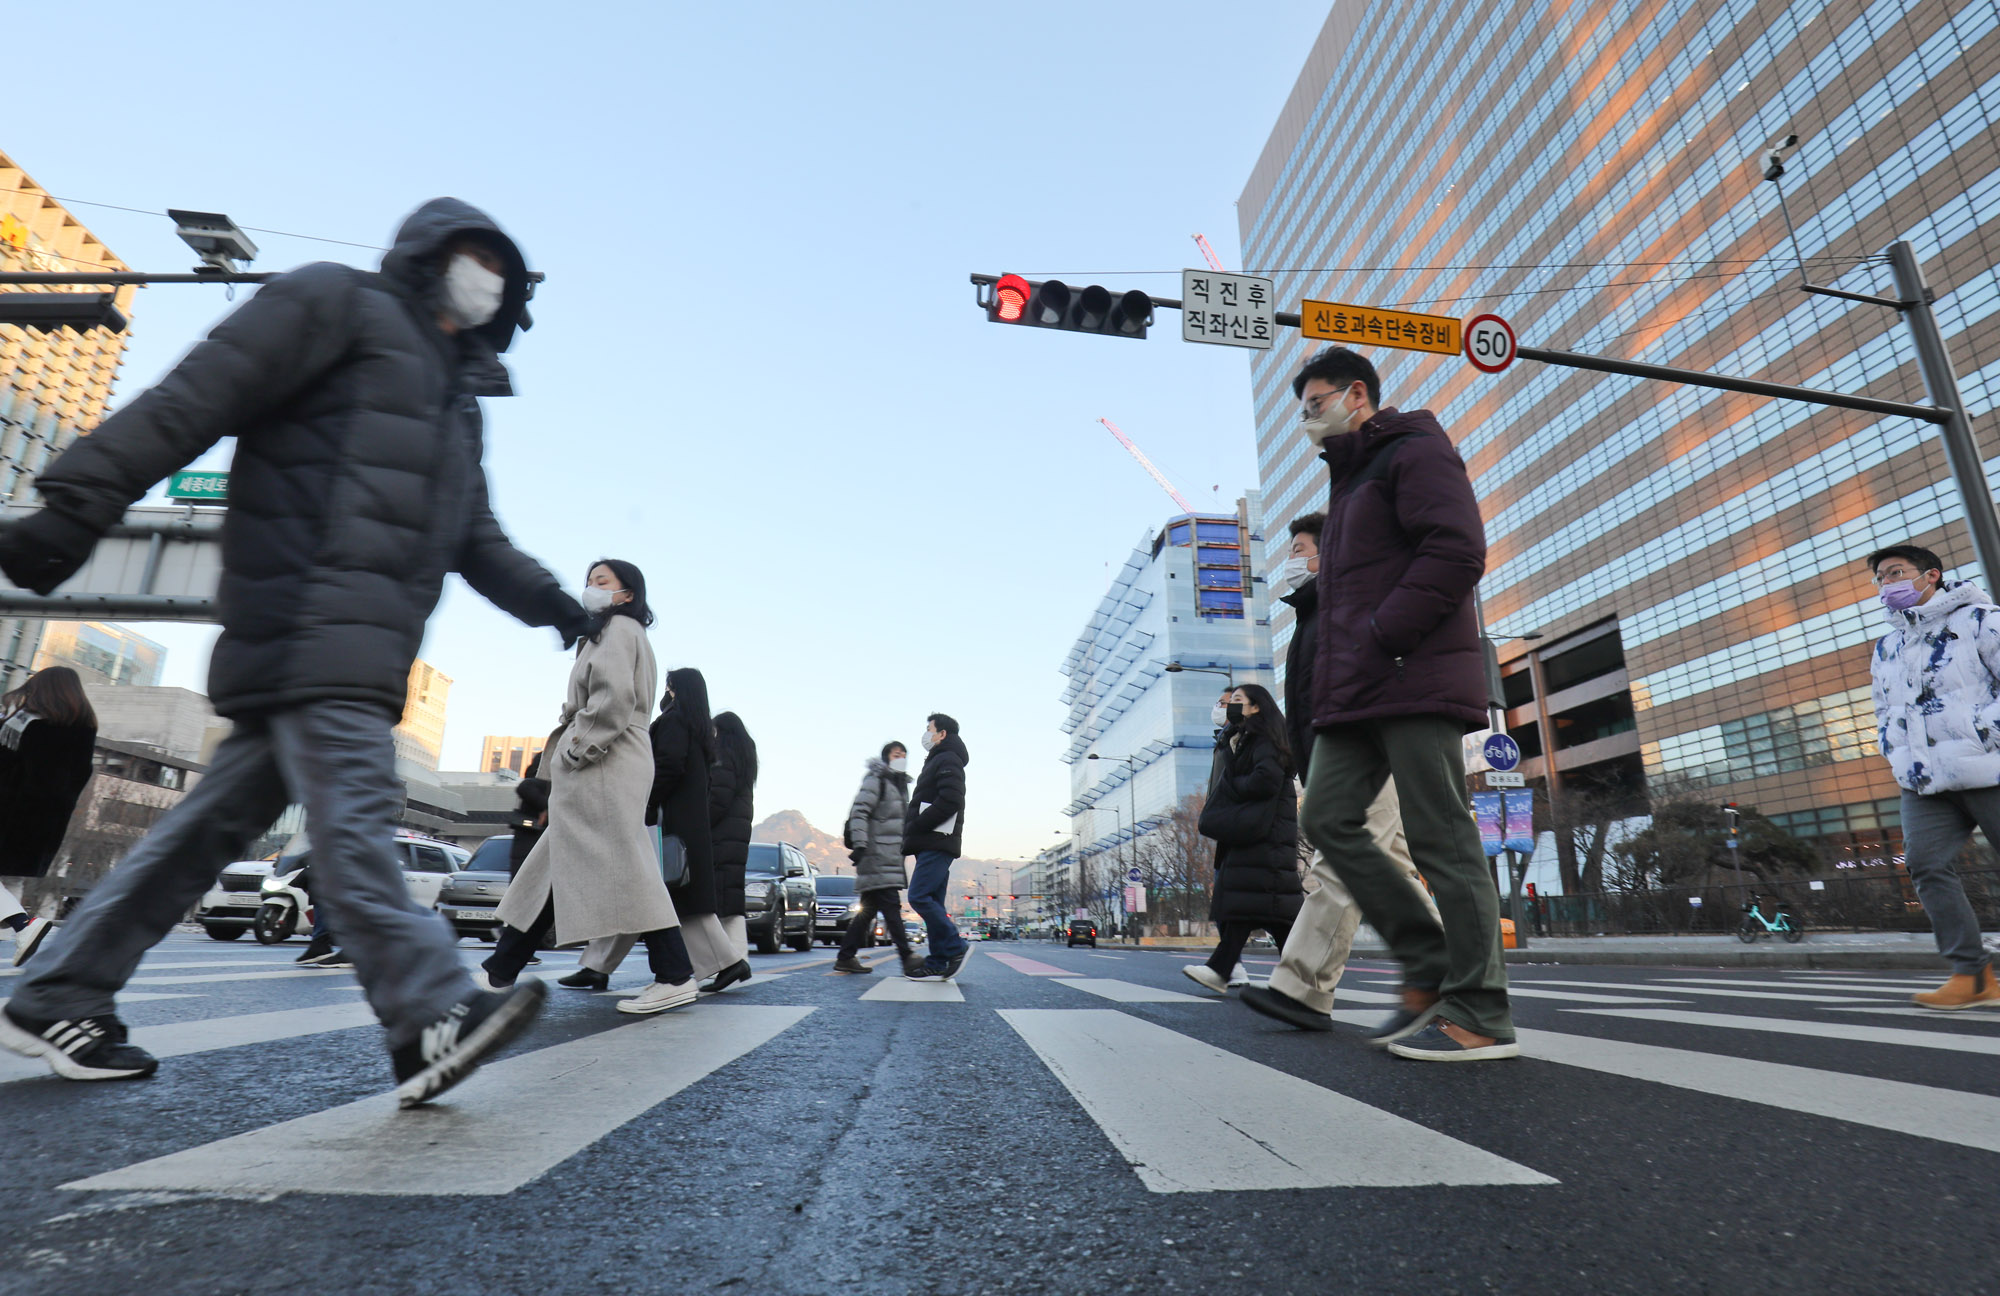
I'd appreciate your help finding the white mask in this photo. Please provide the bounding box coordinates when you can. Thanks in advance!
[920,731,937,752]
[888,756,909,773]
[1272,555,1313,590]
[1210,703,1229,727]
[579,585,620,613]
[441,254,506,329]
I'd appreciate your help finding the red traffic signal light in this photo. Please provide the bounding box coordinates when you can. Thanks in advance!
[994,274,1031,322]
[981,274,1151,339]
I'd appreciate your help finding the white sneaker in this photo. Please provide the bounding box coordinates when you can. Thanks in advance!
[12,918,50,967]
[1227,962,1250,987]
[1180,964,1229,995]
[616,979,699,1015]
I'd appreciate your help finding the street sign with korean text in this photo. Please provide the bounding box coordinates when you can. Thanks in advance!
[1300,299,1460,356]
[1485,770,1525,788]
[167,470,230,502]
[1482,734,1521,772]
[1182,270,1275,349]
[1463,312,1518,373]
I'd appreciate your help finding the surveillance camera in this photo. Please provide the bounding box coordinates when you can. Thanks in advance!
[166,209,259,273]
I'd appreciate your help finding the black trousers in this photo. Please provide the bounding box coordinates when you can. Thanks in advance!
[1207,920,1293,975]
[838,888,911,959]
[484,899,692,985]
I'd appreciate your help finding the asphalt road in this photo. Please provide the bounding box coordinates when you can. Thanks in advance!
[4,930,1999,1295]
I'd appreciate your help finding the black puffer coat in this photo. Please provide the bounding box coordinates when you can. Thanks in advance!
[0,715,96,878]
[26,198,578,719]
[707,734,754,920]
[1198,728,1303,927]
[1279,575,1320,779]
[650,706,717,918]
[905,733,969,859]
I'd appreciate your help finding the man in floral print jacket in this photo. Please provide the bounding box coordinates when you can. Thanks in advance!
[1867,542,2000,1011]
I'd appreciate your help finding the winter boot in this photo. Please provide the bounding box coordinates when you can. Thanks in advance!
[1912,964,2000,1011]
[833,955,873,975]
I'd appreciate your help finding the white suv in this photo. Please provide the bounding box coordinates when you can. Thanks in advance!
[194,829,470,940]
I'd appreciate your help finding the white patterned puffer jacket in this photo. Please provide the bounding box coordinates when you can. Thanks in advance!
[1871,580,2000,793]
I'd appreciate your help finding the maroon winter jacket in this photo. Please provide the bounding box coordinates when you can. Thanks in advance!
[1311,406,1489,733]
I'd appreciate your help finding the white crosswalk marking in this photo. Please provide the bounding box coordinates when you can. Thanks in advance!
[1323,1010,2000,1154]
[999,1008,1555,1191]
[62,1006,815,1196]
[1365,979,1690,1005]
[1821,1005,2000,1022]
[1652,978,1917,996]
[860,977,965,1002]
[1565,1006,2000,1056]
[1505,979,1883,1004]
[128,969,356,986]
[2,1001,379,1085]
[1052,978,1215,1004]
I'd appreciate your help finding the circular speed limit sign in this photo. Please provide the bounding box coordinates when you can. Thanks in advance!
[1463,313,1517,373]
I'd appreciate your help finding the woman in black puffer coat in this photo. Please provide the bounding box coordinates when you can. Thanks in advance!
[0,667,97,965]
[707,711,757,984]
[1185,683,1302,994]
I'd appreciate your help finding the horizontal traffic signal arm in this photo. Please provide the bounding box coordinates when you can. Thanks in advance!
[971,272,1303,333]
[0,292,129,334]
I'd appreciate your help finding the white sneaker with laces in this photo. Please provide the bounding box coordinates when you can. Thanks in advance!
[617,979,699,1015]
[12,917,51,967]
[1180,964,1229,995]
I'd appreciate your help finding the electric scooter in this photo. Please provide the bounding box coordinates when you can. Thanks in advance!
[253,859,313,945]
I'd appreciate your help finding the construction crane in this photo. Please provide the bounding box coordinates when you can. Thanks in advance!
[1098,417,1195,513]
[1192,233,1226,272]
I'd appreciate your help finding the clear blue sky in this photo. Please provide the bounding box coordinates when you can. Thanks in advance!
[15,0,1332,861]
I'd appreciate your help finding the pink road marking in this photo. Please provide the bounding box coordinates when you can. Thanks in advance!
[985,952,1073,976]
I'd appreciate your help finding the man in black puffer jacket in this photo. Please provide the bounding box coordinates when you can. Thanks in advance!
[0,199,584,1105]
[904,713,970,979]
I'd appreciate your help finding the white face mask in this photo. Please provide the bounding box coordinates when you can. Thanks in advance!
[1299,386,1365,446]
[1210,703,1229,727]
[1273,554,1313,590]
[441,254,506,329]
[579,585,621,614]
[888,756,908,773]
[920,730,937,752]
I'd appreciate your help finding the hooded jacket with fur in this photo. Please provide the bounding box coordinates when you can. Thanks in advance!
[1871,579,2000,793]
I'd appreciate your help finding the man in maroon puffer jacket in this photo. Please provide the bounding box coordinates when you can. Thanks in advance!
[1242,346,1516,1062]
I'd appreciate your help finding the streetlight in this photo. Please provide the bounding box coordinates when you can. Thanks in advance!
[1089,751,1145,942]
[1163,662,1235,686]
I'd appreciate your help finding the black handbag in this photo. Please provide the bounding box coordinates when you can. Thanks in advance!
[653,824,690,888]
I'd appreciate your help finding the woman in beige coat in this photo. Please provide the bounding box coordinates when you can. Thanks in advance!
[484,559,698,1015]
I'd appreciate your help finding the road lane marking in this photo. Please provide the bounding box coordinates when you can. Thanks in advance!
[860,977,965,1002]
[1652,978,1918,996]
[1,959,294,979]
[1500,980,1881,1004]
[985,953,1073,976]
[1324,1010,2000,1154]
[1083,954,1125,960]
[1052,979,1216,1004]
[597,973,794,997]
[2,1001,379,1085]
[1819,1005,2000,1023]
[62,1006,815,1197]
[999,1009,1554,1192]
[1565,1006,2000,1056]
[126,970,357,986]
[1365,980,1690,1006]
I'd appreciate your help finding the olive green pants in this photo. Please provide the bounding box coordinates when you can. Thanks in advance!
[1300,718,1514,1041]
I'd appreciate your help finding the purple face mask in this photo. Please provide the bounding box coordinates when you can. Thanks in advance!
[1879,580,1926,612]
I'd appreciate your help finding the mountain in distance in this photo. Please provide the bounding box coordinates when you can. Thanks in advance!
[752,809,1031,906]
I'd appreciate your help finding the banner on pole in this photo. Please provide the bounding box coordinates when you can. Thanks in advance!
[1472,792,1504,858]
[1502,789,1536,855]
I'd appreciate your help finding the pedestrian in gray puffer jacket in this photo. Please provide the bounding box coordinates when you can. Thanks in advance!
[835,743,921,974]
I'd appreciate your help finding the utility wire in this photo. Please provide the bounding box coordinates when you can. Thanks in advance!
[1019,253,1877,278]
[47,196,387,252]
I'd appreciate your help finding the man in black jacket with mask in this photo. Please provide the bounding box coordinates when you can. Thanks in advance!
[0,199,588,1106]
[904,713,971,980]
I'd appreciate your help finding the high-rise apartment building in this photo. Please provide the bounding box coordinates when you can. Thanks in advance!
[1,149,138,689]
[32,621,165,687]
[1241,0,2000,875]
[393,659,452,771]
[479,733,548,776]
[1059,498,1274,906]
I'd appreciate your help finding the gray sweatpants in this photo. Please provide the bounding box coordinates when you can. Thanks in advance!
[1898,787,1999,975]
[9,700,472,1047]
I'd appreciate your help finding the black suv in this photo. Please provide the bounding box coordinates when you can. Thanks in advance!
[745,842,817,953]
[813,874,863,944]
[1067,918,1098,948]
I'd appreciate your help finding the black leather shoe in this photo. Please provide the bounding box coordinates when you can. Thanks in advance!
[700,960,752,993]
[1239,984,1333,1031]
[556,968,608,991]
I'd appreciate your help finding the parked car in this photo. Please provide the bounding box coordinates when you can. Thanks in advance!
[194,829,471,940]
[1067,918,1098,948]
[813,874,862,944]
[744,842,816,953]
[435,834,513,939]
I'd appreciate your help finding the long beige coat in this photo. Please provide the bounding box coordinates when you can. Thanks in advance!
[497,614,675,943]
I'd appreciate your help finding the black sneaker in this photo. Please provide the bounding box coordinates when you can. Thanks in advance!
[390,981,546,1108]
[940,949,969,980]
[901,955,928,978]
[295,938,333,964]
[556,968,609,991]
[315,950,355,969]
[907,960,944,980]
[832,956,873,975]
[0,1004,158,1081]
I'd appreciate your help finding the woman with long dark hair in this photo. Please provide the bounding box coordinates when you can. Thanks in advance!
[0,666,97,965]
[704,710,758,989]
[1185,683,1303,994]
[487,560,699,1015]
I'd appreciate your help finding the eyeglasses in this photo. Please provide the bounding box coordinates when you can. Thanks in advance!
[1873,567,1925,586]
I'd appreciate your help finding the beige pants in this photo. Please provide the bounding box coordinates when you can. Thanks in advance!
[1267,776,1440,1013]
[585,912,737,981]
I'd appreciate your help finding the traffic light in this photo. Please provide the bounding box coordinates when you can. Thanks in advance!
[984,274,1152,339]
[0,292,129,334]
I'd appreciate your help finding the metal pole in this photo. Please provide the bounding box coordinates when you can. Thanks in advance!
[1515,346,1947,424]
[1887,240,2000,584]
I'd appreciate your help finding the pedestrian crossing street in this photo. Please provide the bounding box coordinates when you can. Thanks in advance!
[8,937,2000,1202]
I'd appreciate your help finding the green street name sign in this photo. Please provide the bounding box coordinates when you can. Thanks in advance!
[167,470,229,502]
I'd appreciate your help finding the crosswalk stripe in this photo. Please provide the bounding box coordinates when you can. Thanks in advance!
[1052,978,1216,1004]
[2,1001,379,1085]
[1323,1010,2000,1154]
[985,953,1072,976]
[1565,1006,2000,1056]
[998,1008,1555,1191]
[60,1006,815,1196]
[127,970,356,986]
[1505,979,1882,1004]
[859,977,965,1002]
[598,974,794,997]
[1819,1005,2000,1022]
[1366,979,1689,1006]
[3,959,296,980]
[1653,978,1916,996]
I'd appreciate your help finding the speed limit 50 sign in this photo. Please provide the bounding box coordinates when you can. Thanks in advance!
[1463,313,1517,373]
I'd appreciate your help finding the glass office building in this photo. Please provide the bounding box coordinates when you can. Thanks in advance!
[1240,0,2000,871]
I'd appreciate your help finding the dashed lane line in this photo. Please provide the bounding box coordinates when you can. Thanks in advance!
[1052,978,1217,1005]
[1565,1006,2000,1056]
[859,976,965,1002]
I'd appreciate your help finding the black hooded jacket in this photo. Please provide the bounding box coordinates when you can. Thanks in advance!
[903,733,969,859]
[23,198,578,719]
[1278,575,1319,779]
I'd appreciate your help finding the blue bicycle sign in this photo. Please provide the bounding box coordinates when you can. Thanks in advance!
[1482,734,1521,772]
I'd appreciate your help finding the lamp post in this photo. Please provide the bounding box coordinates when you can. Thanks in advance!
[1089,751,1143,942]
[1163,662,1236,687]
